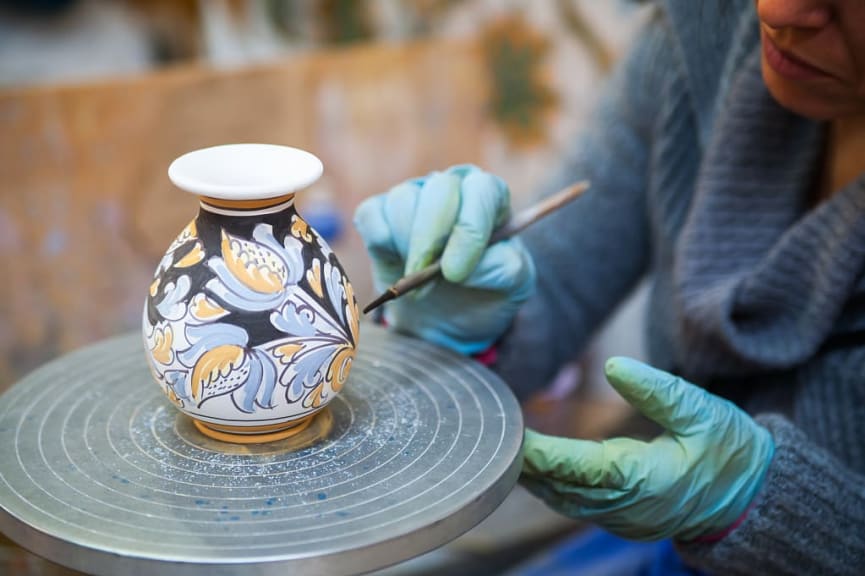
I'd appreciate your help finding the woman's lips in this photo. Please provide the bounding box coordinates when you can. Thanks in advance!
[762,30,835,82]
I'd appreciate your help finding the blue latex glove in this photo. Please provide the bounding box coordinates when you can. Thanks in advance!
[522,357,775,542]
[353,165,536,355]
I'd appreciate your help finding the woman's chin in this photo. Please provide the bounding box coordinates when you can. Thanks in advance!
[762,60,862,120]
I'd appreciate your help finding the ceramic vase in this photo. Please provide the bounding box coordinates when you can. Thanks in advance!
[142,144,360,444]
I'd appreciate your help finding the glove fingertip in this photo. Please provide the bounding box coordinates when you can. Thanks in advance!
[603,356,664,393]
[603,356,631,381]
[463,169,510,207]
[352,195,382,230]
[462,167,508,193]
[520,429,560,472]
[604,358,718,436]
[523,428,545,444]
[353,195,396,253]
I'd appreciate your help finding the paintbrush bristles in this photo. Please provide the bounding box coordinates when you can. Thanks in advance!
[362,180,590,314]
[362,289,398,314]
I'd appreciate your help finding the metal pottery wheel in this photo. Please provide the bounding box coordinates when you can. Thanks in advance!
[0,323,523,576]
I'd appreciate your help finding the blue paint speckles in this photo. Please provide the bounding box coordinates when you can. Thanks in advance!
[317,492,327,500]
[336,510,349,517]
[265,498,276,506]
[195,499,207,506]
[229,516,240,521]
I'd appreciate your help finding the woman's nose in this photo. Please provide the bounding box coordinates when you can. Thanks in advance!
[757,0,834,30]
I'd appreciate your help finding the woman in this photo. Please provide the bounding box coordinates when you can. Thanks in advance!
[353,0,865,573]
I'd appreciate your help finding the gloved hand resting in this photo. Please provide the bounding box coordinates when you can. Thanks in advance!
[353,164,536,355]
[522,357,775,542]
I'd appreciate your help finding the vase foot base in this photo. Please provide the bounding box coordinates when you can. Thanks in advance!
[192,415,314,444]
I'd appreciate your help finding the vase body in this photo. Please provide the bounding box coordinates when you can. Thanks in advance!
[142,145,359,443]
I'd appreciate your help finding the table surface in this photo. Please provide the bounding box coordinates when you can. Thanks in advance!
[0,324,523,576]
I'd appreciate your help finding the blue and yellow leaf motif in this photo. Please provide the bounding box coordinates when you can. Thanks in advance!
[204,223,305,312]
[190,344,250,405]
[149,323,174,365]
[178,323,248,368]
[235,349,279,413]
[270,300,318,337]
[324,262,346,325]
[174,241,205,268]
[166,219,198,254]
[266,337,344,403]
[155,275,191,321]
[145,215,360,420]
[164,369,191,404]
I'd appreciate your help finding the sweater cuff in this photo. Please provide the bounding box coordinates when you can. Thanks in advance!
[691,505,752,544]
[472,344,498,367]
[675,414,865,575]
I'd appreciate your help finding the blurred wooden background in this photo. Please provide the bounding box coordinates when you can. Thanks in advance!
[0,37,492,391]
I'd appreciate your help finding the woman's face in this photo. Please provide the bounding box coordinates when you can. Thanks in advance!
[756,0,865,119]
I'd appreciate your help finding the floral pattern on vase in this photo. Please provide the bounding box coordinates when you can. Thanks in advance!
[143,201,359,432]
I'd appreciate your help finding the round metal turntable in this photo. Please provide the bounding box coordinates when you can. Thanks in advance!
[0,323,523,575]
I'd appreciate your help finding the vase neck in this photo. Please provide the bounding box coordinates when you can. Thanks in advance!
[199,193,295,216]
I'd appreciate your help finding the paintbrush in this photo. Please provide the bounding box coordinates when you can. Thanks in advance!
[362,180,590,314]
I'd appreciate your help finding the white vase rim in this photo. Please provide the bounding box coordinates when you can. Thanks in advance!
[168,143,323,200]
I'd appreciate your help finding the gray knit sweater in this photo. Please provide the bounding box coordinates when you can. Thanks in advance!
[494,1,865,574]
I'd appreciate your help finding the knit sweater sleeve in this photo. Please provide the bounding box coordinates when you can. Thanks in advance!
[676,414,865,575]
[492,12,673,399]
